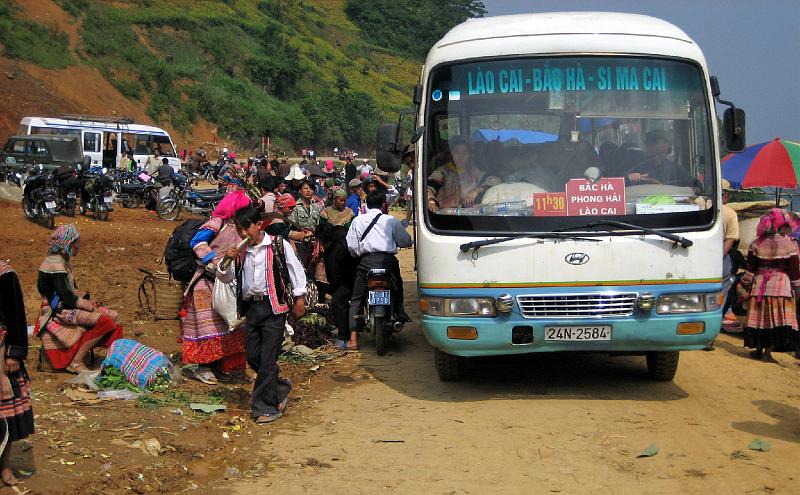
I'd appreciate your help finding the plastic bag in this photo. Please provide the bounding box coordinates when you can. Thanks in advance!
[212,277,240,329]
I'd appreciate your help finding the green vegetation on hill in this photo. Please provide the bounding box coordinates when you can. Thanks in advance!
[1,0,481,151]
[0,1,75,69]
[345,0,486,59]
[57,0,420,150]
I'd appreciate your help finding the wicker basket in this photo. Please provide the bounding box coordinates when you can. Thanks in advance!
[138,269,186,320]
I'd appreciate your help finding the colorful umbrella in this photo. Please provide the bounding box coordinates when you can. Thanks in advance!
[722,138,800,189]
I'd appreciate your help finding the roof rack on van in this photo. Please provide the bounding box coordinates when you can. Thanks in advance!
[59,114,135,125]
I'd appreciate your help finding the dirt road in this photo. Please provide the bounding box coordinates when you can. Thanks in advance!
[225,257,800,494]
[0,192,797,494]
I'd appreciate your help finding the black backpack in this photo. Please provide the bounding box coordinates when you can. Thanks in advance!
[164,219,206,282]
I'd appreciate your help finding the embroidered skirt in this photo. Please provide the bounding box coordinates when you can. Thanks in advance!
[0,343,34,441]
[744,296,799,350]
[181,278,246,371]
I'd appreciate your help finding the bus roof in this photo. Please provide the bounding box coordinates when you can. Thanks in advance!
[430,12,703,66]
[20,116,171,136]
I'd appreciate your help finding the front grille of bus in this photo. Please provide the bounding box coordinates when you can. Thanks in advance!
[516,293,639,319]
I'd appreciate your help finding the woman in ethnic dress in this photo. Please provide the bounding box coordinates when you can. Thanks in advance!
[35,225,123,372]
[0,260,35,486]
[181,187,251,384]
[740,208,800,360]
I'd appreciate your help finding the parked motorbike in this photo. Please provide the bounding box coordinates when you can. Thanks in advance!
[79,165,114,221]
[114,170,159,209]
[53,165,80,217]
[200,159,228,185]
[363,267,405,356]
[21,164,58,229]
[156,173,225,221]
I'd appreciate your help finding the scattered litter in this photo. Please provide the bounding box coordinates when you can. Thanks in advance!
[111,437,162,457]
[64,387,110,405]
[372,439,405,443]
[97,389,141,400]
[64,371,101,390]
[107,424,142,432]
[170,408,184,416]
[224,466,242,479]
[309,365,320,372]
[748,439,772,452]
[222,432,230,440]
[637,444,659,458]
[189,403,227,414]
[730,450,753,461]
[17,469,33,477]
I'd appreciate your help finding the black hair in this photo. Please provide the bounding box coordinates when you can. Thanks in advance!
[366,190,386,209]
[258,175,282,192]
[161,157,169,164]
[315,221,336,246]
[234,205,262,229]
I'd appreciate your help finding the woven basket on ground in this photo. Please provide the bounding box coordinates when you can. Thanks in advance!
[138,268,185,320]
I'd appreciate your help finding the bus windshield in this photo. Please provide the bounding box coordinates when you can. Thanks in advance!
[126,134,177,157]
[424,56,715,234]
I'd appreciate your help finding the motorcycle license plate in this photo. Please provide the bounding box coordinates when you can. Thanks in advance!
[103,196,113,204]
[45,201,56,209]
[368,290,391,306]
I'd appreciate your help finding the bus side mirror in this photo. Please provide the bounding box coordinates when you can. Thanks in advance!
[723,108,746,152]
[376,123,401,173]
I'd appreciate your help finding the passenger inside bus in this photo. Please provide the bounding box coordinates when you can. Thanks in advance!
[427,136,501,210]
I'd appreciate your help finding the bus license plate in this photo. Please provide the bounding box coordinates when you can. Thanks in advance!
[544,325,611,342]
[368,290,391,306]
[45,201,56,210]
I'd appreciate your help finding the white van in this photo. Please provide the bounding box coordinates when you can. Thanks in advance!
[17,115,181,172]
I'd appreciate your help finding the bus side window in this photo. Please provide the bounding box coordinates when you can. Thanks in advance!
[83,132,100,153]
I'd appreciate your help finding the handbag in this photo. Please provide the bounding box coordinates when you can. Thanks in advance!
[211,277,240,329]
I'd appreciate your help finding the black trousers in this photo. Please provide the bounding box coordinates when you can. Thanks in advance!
[348,253,403,331]
[331,284,353,340]
[244,301,291,418]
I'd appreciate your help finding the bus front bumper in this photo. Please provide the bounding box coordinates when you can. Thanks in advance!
[421,313,721,357]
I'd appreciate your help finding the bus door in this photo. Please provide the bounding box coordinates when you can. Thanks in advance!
[102,131,122,168]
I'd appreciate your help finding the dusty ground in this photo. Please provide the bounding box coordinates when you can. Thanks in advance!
[0,188,799,494]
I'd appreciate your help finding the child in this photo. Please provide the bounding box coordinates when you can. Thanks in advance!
[218,206,307,423]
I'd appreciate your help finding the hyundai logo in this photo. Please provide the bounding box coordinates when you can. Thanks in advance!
[565,252,590,265]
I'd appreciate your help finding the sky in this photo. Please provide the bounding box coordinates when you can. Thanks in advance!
[481,0,800,145]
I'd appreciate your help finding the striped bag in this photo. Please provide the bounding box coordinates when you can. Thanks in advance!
[101,339,173,388]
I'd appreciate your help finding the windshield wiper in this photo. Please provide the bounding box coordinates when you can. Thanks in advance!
[556,220,693,248]
[459,233,601,253]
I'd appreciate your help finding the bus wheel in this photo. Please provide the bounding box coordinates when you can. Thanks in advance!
[645,351,680,381]
[434,349,465,381]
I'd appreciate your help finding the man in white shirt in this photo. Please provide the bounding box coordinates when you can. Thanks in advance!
[346,190,413,346]
[218,205,306,424]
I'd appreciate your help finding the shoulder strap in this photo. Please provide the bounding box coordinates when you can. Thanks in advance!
[360,213,383,242]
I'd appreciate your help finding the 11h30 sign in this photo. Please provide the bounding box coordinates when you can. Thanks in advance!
[565,178,626,216]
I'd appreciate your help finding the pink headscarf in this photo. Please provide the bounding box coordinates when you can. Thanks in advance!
[212,189,251,220]
[756,208,792,239]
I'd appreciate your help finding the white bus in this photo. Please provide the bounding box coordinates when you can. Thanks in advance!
[17,115,181,172]
[377,12,746,381]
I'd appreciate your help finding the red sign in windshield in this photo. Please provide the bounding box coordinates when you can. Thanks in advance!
[565,178,626,216]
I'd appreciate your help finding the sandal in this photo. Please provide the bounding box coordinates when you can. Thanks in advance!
[254,411,282,424]
[189,367,218,385]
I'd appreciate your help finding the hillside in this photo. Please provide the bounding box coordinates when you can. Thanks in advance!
[0,0,481,154]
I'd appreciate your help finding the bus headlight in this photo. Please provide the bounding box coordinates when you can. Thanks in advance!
[420,297,496,317]
[656,293,721,314]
